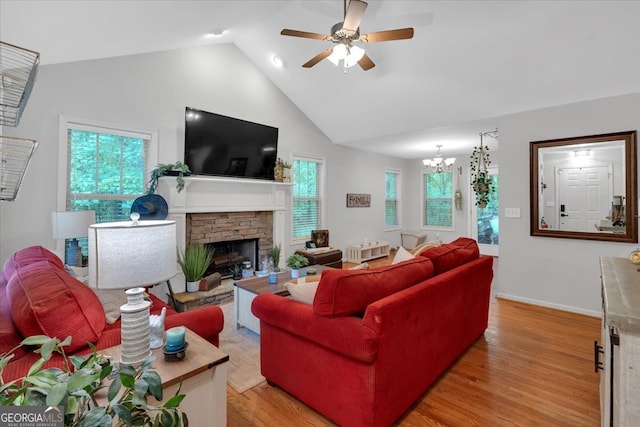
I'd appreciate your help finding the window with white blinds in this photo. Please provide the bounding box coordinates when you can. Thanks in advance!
[385,170,400,229]
[66,124,150,223]
[423,171,454,229]
[292,156,324,240]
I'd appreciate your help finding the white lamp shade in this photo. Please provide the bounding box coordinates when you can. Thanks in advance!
[88,220,176,290]
[52,210,96,239]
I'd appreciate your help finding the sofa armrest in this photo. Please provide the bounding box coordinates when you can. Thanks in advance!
[252,293,378,363]
[164,305,224,347]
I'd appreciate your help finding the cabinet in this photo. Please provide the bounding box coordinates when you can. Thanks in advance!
[347,241,390,264]
[598,257,640,426]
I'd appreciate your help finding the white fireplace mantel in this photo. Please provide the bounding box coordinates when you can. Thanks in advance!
[156,176,291,292]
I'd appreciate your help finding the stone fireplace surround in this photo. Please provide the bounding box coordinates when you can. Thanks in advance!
[187,211,273,274]
[156,176,289,293]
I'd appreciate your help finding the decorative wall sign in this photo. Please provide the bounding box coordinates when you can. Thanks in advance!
[346,193,371,208]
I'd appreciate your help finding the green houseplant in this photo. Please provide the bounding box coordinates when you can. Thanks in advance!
[470,131,498,208]
[177,244,213,292]
[270,243,282,272]
[0,335,187,426]
[147,162,191,195]
[287,253,309,279]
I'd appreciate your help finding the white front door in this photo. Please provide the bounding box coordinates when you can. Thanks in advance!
[556,166,610,232]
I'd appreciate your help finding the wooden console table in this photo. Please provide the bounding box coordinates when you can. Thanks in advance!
[97,328,229,426]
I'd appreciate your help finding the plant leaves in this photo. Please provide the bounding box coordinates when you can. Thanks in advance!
[112,403,133,426]
[21,335,52,346]
[78,407,107,427]
[142,371,162,400]
[163,394,185,408]
[107,374,122,402]
[45,382,67,406]
[67,369,99,391]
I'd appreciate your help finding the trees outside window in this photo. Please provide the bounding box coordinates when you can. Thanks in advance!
[423,171,453,228]
[385,170,400,229]
[292,156,324,240]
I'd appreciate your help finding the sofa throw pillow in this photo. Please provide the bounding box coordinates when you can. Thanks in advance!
[7,260,106,353]
[2,245,64,283]
[314,257,435,318]
[348,262,370,270]
[93,289,128,324]
[392,246,415,264]
[286,280,321,305]
[419,237,480,274]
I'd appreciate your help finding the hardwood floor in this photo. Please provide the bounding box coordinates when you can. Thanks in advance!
[227,255,601,426]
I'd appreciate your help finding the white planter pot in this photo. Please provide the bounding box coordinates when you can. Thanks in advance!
[186,281,199,292]
[290,268,300,279]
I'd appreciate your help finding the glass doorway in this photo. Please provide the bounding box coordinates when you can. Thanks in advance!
[471,166,499,256]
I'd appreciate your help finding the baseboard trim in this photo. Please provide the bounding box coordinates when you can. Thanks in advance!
[495,293,601,318]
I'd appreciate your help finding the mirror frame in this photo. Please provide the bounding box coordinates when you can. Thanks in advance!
[530,130,637,242]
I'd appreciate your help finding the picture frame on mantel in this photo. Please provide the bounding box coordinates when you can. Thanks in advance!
[346,193,371,208]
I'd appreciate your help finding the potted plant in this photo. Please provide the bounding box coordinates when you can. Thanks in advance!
[177,244,213,292]
[0,335,188,426]
[470,131,497,208]
[274,158,292,182]
[231,263,242,280]
[147,161,191,195]
[287,253,309,279]
[270,243,282,272]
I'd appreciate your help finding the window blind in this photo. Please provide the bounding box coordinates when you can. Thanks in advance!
[423,171,453,228]
[292,158,322,240]
[385,171,399,227]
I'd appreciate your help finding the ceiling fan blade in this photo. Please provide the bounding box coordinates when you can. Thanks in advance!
[360,28,414,43]
[342,0,368,34]
[358,53,375,71]
[281,29,328,41]
[302,48,333,68]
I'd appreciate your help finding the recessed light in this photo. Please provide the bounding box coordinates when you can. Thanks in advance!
[206,28,227,38]
[272,55,287,69]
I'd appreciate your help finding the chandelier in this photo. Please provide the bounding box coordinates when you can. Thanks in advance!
[423,145,456,173]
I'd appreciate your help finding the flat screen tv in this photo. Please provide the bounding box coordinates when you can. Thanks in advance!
[184,107,278,180]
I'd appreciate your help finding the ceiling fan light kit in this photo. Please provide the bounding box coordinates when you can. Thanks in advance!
[280,0,414,71]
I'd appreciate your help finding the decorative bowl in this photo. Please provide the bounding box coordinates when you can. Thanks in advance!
[255,270,269,278]
[629,250,640,264]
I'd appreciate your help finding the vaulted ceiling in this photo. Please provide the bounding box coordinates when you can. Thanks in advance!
[2,0,640,159]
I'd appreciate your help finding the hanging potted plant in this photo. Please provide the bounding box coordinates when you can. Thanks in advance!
[147,161,191,195]
[177,244,213,292]
[470,131,498,208]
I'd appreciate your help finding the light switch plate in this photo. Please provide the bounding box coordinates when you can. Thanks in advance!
[505,207,521,218]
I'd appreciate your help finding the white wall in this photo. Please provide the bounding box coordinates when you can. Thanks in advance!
[498,92,640,316]
[0,43,408,265]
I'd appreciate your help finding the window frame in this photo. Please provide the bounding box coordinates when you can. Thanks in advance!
[57,115,158,254]
[384,168,401,231]
[421,170,455,231]
[290,153,326,244]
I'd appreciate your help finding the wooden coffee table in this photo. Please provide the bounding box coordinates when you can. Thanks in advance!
[234,264,332,335]
[96,328,229,426]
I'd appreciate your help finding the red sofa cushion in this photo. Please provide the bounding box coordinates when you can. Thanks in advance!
[313,257,435,317]
[419,237,479,274]
[1,245,64,286]
[7,260,106,352]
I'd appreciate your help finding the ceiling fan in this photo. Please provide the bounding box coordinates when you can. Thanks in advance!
[280,0,414,71]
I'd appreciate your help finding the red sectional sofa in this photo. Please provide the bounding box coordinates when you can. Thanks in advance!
[0,246,224,383]
[252,238,493,427]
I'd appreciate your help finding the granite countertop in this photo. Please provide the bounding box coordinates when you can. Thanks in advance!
[600,256,640,332]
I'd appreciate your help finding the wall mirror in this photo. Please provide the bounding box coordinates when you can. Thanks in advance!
[530,130,637,242]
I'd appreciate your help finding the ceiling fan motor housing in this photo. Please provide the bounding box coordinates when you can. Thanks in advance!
[331,22,359,42]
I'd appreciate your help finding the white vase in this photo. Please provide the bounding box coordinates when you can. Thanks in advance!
[186,281,199,292]
[290,268,300,279]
